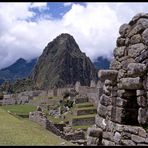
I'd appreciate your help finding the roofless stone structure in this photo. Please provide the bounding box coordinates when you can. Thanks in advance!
[87,13,148,146]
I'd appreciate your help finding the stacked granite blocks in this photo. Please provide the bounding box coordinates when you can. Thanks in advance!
[87,13,148,146]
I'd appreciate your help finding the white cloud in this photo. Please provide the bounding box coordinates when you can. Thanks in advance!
[63,2,72,7]
[0,2,148,69]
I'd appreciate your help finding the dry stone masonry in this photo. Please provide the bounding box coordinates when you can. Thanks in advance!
[87,13,148,146]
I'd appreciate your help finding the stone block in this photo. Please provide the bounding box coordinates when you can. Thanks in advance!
[113,132,121,143]
[97,103,107,117]
[129,13,148,26]
[137,96,147,107]
[115,123,124,132]
[98,70,118,82]
[110,59,122,70]
[138,127,147,138]
[100,94,111,106]
[114,46,126,58]
[111,107,125,123]
[117,69,126,79]
[128,43,146,58]
[124,125,139,135]
[121,140,136,146]
[119,77,143,90]
[121,57,136,70]
[127,63,146,77]
[87,127,102,138]
[116,97,127,107]
[142,28,148,45]
[116,37,125,47]
[103,132,114,141]
[105,120,116,132]
[119,23,131,37]
[95,115,106,130]
[87,137,100,146]
[131,134,145,143]
[102,139,115,146]
[138,108,147,125]
[103,85,111,96]
[136,90,145,96]
[107,105,112,117]
[130,34,141,45]
[121,132,131,139]
[135,50,148,63]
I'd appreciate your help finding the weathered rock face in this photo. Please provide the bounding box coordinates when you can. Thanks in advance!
[30,33,98,89]
[87,13,148,146]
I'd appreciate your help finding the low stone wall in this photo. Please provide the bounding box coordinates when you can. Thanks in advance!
[64,131,85,141]
[29,111,63,136]
[71,116,95,126]
[75,97,88,104]
[2,95,17,105]
[95,115,148,146]
[47,87,74,97]
[29,109,86,145]
[75,108,97,116]
[54,123,66,131]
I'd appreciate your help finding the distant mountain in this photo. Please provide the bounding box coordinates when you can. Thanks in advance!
[30,33,98,89]
[93,56,110,70]
[0,58,37,85]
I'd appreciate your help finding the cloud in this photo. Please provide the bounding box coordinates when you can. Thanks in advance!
[63,2,73,7]
[0,2,148,69]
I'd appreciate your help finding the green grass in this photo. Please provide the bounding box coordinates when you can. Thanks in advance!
[76,106,96,111]
[48,96,59,100]
[72,125,91,130]
[72,114,96,119]
[47,115,63,124]
[0,107,75,145]
[76,102,94,108]
[47,107,74,124]
[1,104,36,116]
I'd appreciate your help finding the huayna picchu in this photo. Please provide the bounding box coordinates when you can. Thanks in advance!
[30,33,98,89]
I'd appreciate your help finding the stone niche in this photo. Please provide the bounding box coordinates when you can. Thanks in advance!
[87,13,148,146]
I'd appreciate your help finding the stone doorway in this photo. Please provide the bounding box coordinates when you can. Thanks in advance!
[122,90,139,125]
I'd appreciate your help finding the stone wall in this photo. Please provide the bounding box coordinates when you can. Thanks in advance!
[29,107,86,145]
[75,81,103,107]
[29,109,63,136]
[2,90,43,105]
[87,13,148,146]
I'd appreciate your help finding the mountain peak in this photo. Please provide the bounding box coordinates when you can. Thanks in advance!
[16,58,26,63]
[30,33,98,89]
[44,33,81,57]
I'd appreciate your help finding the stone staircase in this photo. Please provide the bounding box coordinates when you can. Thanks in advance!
[70,96,97,129]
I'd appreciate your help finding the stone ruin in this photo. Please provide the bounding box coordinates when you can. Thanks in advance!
[29,106,86,145]
[87,13,148,146]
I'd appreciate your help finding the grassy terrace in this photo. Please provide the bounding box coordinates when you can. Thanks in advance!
[1,104,36,116]
[0,107,74,145]
[76,106,96,111]
[72,114,96,119]
[75,102,94,108]
[72,125,91,130]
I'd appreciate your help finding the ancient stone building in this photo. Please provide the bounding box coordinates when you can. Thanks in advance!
[87,13,148,146]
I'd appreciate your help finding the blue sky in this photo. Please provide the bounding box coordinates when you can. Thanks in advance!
[29,2,86,20]
[0,2,148,69]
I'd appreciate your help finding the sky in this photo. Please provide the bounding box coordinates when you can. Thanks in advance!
[0,2,148,69]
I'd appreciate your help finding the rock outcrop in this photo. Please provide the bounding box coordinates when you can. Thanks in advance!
[87,13,148,146]
[30,33,98,89]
